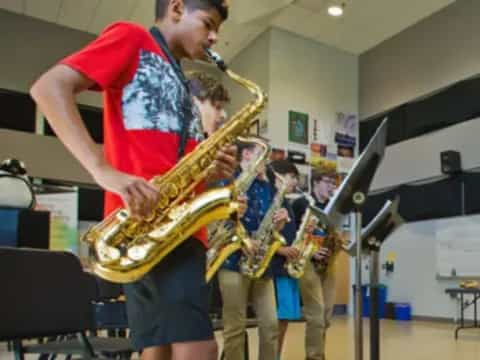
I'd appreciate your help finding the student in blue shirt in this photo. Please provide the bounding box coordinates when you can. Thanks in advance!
[218,143,289,360]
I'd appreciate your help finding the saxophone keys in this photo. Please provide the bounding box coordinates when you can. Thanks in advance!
[95,242,121,265]
[127,238,156,261]
[166,183,179,198]
[167,202,189,221]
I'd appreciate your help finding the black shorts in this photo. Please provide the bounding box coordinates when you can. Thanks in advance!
[123,238,213,351]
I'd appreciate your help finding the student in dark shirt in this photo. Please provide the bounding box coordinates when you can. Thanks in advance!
[291,170,338,360]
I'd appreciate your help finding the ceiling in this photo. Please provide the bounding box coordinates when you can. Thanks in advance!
[0,0,455,61]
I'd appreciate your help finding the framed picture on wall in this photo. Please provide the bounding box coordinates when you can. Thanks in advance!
[288,110,309,144]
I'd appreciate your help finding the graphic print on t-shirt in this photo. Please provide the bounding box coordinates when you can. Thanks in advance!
[122,50,204,142]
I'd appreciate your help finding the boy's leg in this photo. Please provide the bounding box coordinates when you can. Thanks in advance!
[218,269,250,360]
[278,320,289,357]
[171,339,218,360]
[251,277,278,360]
[321,271,337,330]
[299,262,326,360]
[141,345,172,360]
[124,239,214,359]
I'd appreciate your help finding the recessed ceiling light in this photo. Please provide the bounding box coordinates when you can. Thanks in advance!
[328,4,344,17]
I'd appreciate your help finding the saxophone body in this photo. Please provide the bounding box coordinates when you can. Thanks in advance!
[238,175,289,279]
[285,200,329,279]
[82,49,268,283]
[313,229,349,275]
[205,137,271,282]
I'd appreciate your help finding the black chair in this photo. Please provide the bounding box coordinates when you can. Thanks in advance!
[0,247,133,359]
[91,275,128,339]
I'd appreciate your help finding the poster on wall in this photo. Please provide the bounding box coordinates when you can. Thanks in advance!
[335,112,357,172]
[310,143,337,174]
[36,187,79,254]
[335,112,357,147]
[288,110,309,145]
[313,118,335,145]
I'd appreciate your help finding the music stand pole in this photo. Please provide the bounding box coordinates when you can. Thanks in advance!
[369,248,380,360]
[352,191,366,360]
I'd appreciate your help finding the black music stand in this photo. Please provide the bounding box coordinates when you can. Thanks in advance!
[322,117,388,360]
[359,197,403,360]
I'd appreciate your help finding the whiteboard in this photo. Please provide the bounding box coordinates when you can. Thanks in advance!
[436,214,480,278]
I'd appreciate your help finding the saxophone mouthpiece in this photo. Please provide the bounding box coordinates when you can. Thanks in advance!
[205,48,228,72]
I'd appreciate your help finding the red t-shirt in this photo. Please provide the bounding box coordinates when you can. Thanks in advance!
[61,22,208,246]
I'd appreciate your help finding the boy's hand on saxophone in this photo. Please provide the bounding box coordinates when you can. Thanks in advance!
[277,246,300,261]
[312,247,331,261]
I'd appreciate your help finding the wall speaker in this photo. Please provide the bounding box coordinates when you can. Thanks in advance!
[440,150,462,174]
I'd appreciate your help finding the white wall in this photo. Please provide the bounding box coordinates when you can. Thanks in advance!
[355,0,480,303]
[371,118,480,190]
[0,10,104,183]
[222,27,359,152]
[358,0,480,320]
[364,219,475,320]
[221,30,270,131]
[0,129,95,184]
[360,0,480,119]
[267,28,358,154]
[0,9,102,107]
[364,119,480,319]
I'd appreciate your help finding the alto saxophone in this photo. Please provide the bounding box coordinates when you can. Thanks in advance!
[286,193,348,278]
[286,194,329,279]
[82,49,268,283]
[313,229,349,276]
[206,137,271,282]
[239,173,288,279]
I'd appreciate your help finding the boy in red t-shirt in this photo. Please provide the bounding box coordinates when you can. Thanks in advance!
[31,1,236,359]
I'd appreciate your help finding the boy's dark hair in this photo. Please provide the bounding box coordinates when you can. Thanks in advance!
[269,159,299,177]
[236,141,256,162]
[156,0,229,21]
[267,160,299,189]
[187,71,230,103]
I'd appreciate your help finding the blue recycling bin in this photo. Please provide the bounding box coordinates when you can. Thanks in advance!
[361,284,387,318]
[394,303,412,321]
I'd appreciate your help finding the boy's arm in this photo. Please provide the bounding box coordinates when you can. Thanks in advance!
[30,65,158,218]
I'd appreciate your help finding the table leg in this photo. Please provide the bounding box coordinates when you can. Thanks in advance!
[475,294,478,328]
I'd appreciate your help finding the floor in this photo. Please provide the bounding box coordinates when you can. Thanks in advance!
[1,316,479,359]
[217,317,480,360]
